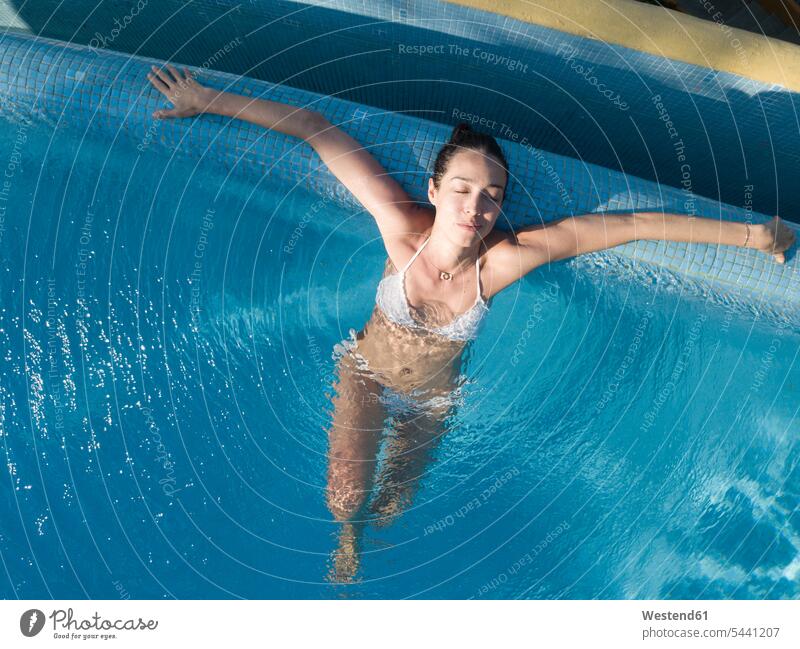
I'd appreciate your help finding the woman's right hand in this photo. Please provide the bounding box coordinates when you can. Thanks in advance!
[754,215,796,264]
[146,64,214,119]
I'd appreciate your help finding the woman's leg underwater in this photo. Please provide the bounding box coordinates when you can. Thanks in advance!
[370,396,452,526]
[325,352,387,581]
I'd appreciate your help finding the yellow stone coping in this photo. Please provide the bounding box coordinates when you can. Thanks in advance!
[446,0,800,90]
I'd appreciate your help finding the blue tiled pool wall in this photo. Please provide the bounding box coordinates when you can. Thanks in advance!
[4,0,799,219]
[0,30,798,319]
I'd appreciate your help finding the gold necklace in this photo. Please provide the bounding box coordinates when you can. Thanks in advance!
[423,252,468,281]
[427,238,478,282]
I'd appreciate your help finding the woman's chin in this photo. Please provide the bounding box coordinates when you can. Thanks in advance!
[456,226,481,239]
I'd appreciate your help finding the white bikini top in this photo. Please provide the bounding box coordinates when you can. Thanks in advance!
[375,236,489,342]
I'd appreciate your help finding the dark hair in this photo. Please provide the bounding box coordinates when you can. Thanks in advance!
[431,122,509,197]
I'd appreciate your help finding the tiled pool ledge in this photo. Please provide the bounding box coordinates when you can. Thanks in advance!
[448,0,800,90]
[1,31,797,319]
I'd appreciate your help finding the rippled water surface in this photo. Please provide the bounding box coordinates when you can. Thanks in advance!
[1,115,798,599]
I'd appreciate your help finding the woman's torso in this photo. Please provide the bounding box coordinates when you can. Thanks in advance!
[351,225,492,394]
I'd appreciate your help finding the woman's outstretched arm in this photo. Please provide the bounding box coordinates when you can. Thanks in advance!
[531,211,796,264]
[148,64,319,137]
[483,212,796,298]
[146,65,429,242]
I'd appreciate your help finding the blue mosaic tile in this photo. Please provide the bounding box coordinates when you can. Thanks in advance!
[4,0,797,217]
[0,29,797,316]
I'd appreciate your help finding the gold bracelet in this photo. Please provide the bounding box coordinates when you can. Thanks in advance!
[744,222,751,248]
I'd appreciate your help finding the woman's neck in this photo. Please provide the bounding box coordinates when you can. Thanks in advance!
[422,225,481,276]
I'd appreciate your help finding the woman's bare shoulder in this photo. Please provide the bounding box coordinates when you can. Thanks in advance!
[481,229,521,263]
[383,204,435,270]
[480,229,529,299]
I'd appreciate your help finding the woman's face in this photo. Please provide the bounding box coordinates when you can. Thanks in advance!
[428,149,506,246]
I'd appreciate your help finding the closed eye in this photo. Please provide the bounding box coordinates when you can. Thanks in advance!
[455,188,500,202]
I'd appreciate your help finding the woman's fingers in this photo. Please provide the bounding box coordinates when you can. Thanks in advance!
[769,216,793,262]
[153,108,177,119]
[183,68,200,88]
[146,72,170,95]
[764,216,795,258]
[783,222,795,251]
[151,65,174,90]
[166,64,185,85]
[750,216,794,263]
[146,62,205,120]
[775,217,795,253]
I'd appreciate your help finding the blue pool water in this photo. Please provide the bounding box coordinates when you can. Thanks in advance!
[1,111,798,600]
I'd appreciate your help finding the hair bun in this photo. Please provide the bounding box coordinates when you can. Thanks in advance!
[450,122,472,142]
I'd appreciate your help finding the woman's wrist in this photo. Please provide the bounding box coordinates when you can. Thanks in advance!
[196,87,225,115]
[719,218,764,249]
[634,212,765,250]
[743,222,769,249]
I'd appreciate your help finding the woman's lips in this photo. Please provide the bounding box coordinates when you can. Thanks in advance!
[458,223,481,232]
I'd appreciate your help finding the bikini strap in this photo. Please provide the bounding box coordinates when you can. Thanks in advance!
[475,254,483,301]
[404,237,484,301]
[401,236,431,273]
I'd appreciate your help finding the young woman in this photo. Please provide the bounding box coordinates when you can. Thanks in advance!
[147,64,796,581]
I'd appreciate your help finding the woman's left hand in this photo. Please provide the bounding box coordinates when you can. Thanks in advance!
[147,64,211,119]
[753,216,796,264]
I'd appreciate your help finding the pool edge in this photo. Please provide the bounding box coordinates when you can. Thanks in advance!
[446,0,800,91]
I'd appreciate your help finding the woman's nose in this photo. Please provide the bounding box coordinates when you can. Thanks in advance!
[464,200,482,216]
